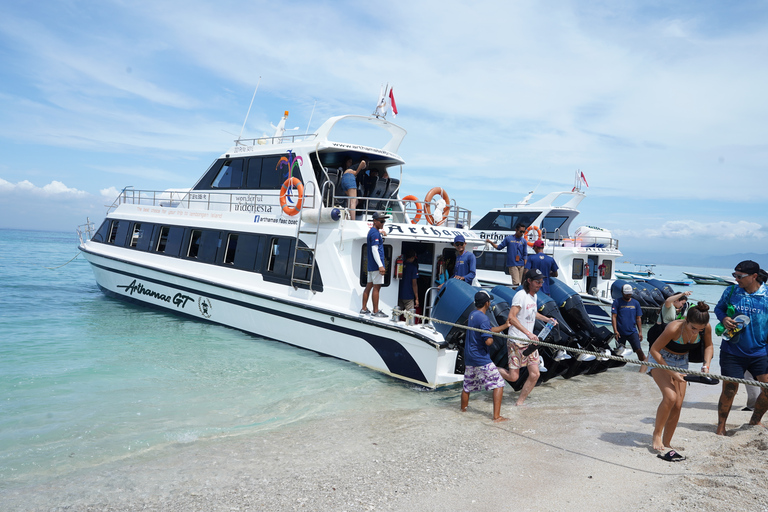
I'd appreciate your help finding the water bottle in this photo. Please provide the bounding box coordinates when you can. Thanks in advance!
[537,319,556,341]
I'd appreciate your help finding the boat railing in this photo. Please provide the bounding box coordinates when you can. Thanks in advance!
[234,133,317,146]
[328,192,472,228]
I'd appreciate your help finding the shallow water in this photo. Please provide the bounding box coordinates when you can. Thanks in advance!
[0,229,739,489]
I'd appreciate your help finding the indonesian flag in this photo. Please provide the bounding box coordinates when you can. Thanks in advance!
[389,87,398,117]
[580,171,589,187]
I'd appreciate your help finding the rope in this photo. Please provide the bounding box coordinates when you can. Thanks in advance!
[44,252,80,270]
[394,308,768,390]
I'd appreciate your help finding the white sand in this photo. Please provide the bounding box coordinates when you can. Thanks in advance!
[3,368,767,512]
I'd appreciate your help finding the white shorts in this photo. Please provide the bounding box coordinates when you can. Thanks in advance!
[367,271,384,285]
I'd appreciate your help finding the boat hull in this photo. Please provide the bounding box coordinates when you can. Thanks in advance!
[81,248,461,388]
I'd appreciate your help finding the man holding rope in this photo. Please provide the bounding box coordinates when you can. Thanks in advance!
[715,260,768,435]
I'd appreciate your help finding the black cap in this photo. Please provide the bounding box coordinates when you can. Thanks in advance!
[735,260,760,275]
[525,268,544,281]
[372,212,389,221]
[474,290,493,306]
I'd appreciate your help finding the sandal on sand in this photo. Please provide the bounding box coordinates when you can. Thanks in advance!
[657,450,686,462]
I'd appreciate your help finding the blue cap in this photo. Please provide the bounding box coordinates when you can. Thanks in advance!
[454,234,465,244]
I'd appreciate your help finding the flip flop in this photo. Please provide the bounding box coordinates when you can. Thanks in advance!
[657,450,686,462]
[684,375,719,385]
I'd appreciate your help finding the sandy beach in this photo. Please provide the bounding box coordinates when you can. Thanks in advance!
[3,365,767,512]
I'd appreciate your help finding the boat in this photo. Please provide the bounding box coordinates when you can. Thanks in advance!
[77,109,485,388]
[682,272,735,286]
[470,173,618,326]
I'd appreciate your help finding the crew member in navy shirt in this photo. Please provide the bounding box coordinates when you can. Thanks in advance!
[525,239,558,294]
[398,250,419,313]
[485,222,528,286]
[611,284,646,364]
[361,212,388,318]
[452,234,476,285]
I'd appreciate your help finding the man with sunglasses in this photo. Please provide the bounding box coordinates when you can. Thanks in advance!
[451,234,476,286]
[485,222,528,286]
[714,260,768,435]
[361,212,389,318]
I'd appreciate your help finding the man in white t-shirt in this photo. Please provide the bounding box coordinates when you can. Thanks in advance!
[498,268,557,406]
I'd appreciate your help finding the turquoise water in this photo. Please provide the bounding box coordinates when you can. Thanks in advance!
[0,229,738,488]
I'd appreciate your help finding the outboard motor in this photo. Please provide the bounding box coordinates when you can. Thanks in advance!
[431,278,477,347]
[646,278,675,299]
[634,282,663,307]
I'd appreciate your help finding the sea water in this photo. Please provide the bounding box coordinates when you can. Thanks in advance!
[0,229,740,489]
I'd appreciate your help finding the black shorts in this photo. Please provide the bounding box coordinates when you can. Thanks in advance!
[618,332,641,351]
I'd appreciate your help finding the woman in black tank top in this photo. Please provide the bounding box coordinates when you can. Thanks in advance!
[647,302,714,455]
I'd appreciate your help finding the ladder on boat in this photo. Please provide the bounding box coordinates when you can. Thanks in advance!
[290,181,321,292]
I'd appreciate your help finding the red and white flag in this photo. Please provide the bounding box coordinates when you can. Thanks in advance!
[389,87,398,117]
[580,171,589,187]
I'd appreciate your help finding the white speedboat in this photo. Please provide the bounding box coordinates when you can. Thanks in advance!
[77,111,478,388]
[470,178,619,325]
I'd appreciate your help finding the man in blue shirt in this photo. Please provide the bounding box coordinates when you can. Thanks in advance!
[485,223,528,286]
[611,284,645,363]
[461,290,510,422]
[525,239,558,295]
[361,212,388,318]
[714,260,768,435]
[452,234,476,285]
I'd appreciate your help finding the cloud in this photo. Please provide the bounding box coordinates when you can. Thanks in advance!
[0,178,89,198]
[615,220,766,240]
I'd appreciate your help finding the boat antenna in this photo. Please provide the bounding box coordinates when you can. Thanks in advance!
[238,76,262,141]
[305,100,317,137]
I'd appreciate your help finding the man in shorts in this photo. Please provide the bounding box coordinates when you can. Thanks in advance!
[485,222,528,286]
[611,284,645,362]
[715,260,768,435]
[498,269,557,406]
[461,290,511,422]
[361,212,388,318]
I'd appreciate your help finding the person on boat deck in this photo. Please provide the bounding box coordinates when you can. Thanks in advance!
[714,260,768,436]
[524,239,558,295]
[661,291,692,323]
[498,268,557,406]
[461,290,511,422]
[647,302,713,456]
[485,223,528,286]
[341,157,366,217]
[398,250,419,315]
[451,235,476,286]
[361,212,388,318]
[611,284,646,363]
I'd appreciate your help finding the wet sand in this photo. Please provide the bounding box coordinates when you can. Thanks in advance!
[3,367,767,512]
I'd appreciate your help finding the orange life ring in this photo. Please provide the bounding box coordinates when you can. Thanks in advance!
[279,177,304,216]
[402,195,423,224]
[524,225,542,247]
[424,187,450,226]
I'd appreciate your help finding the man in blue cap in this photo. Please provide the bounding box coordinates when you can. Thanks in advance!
[451,234,476,286]
[361,212,389,317]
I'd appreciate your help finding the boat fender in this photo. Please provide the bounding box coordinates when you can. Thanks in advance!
[524,225,542,247]
[402,195,423,224]
[424,187,450,226]
[279,177,304,216]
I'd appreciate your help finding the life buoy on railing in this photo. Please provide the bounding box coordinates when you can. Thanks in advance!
[402,195,423,224]
[524,225,542,247]
[424,187,450,226]
[279,177,304,216]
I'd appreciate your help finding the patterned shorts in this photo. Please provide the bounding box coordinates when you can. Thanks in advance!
[463,362,506,393]
[507,341,540,370]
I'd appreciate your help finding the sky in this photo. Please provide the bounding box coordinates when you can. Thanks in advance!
[1,0,767,264]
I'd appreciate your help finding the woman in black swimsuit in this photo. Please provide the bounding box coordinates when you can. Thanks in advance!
[647,302,713,455]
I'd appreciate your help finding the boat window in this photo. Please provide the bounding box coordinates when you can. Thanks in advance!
[471,212,539,231]
[108,220,131,247]
[600,259,612,279]
[572,258,585,280]
[156,226,170,253]
[155,226,184,256]
[475,250,507,272]
[261,156,289,190]
[359,244,393,287]
[212,159,245,189]
[130,223,143,248]
[222,233,263,271]
[267,237,293,275]
[108,220,120,244]
[188,230,203,258]
[540,216,568,237]
[245,157,263,189]
[93,220,110,243]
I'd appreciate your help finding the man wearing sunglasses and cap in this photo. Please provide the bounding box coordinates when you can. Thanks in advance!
[714,260,768,435]
[451,234,476,286]
[485,222,528,286]
[361,212,389,318]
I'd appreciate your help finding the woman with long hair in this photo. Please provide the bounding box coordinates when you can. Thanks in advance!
[647,301,714,459]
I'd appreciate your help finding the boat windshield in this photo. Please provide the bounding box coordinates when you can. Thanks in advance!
[471,212,539,231]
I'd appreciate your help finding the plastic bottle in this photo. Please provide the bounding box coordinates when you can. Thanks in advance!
[715,305,736,336]
[537,319,557,341]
